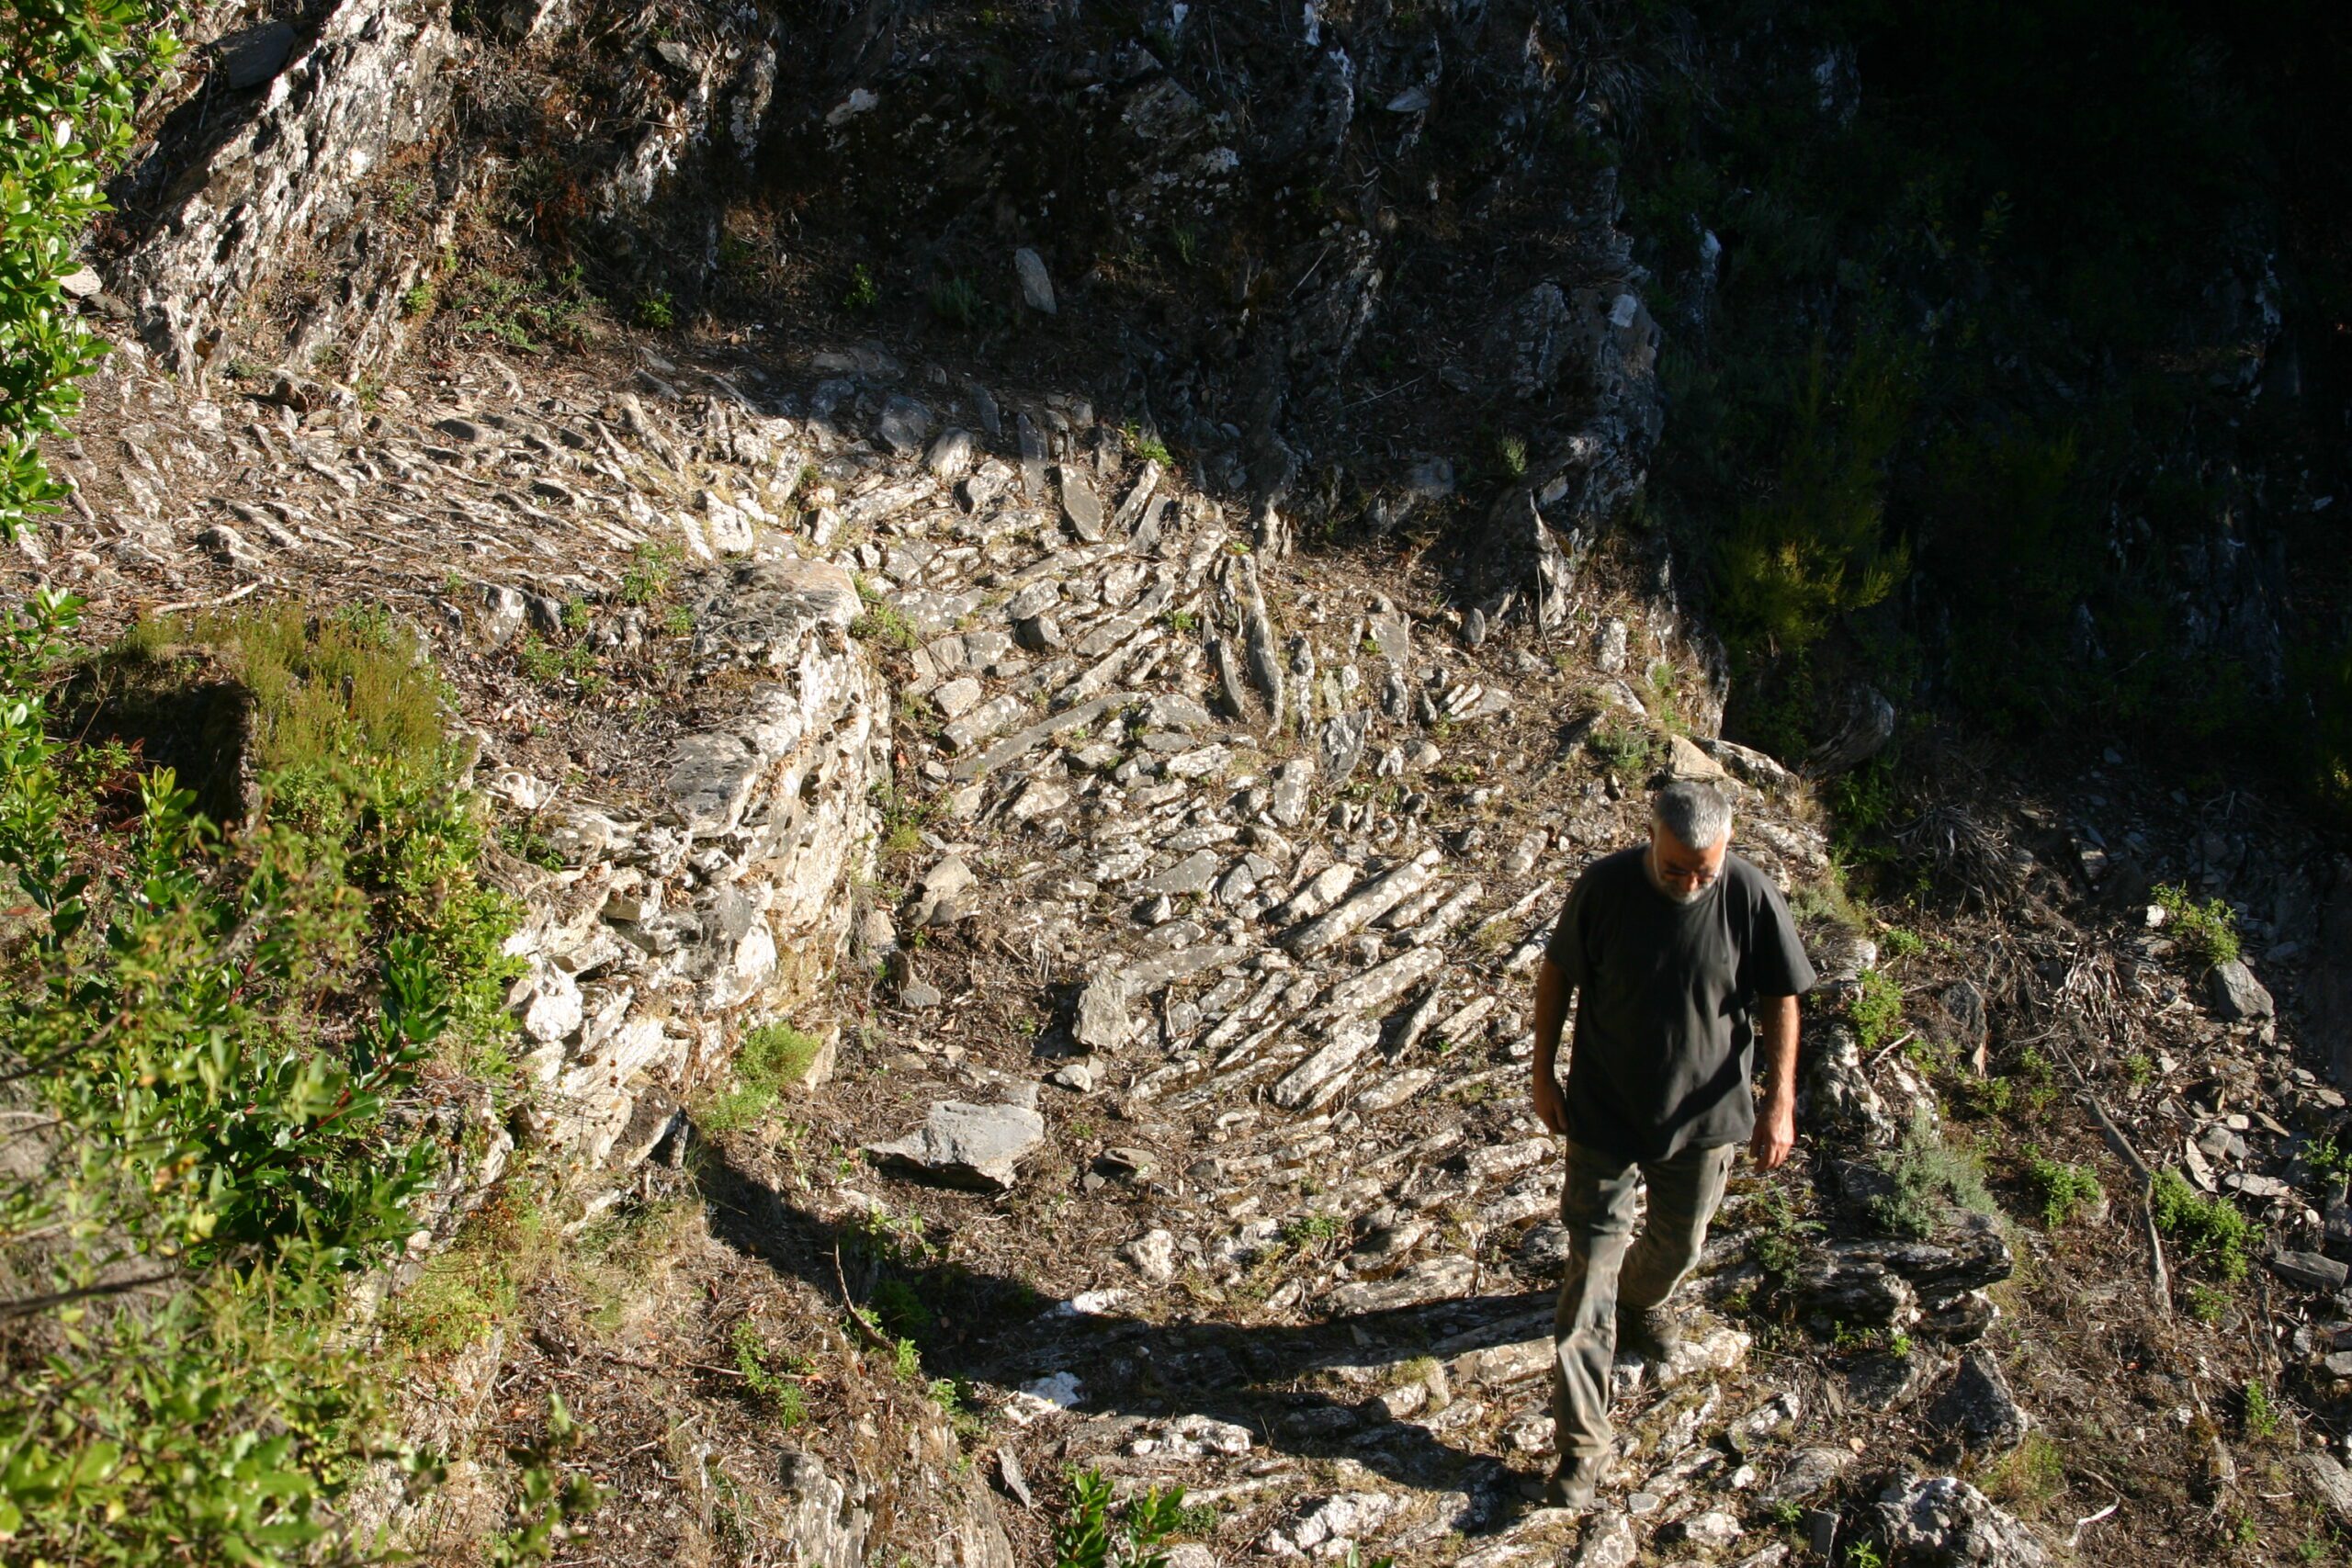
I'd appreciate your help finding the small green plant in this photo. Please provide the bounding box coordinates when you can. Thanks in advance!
[2124,1051,2156,1089]
[1281,1214,1344,1247]
[1879,924,1927,960]
[1748,1185,1823,1283]
[2022,1149,2104,1227]
[842,263,879,312]
[1587,715,1661,776]
[1888,1329,1914,1358]
[561,597,590,632]
[2243,1379,2281,1439]
[850,583,919,651]
[930,275,985,327]
[620,540,680,604]
[2154,883,2242,968]
[731,1320,808,1426]
[2150,1168,2254,1281]
[1163,607,1200,635]
[1987,1432,2064,1504]
[2184,1281,2230,1322]
[1846,1540,1885,1568]
[1169,223,1200,267]
[1053,1469,1190,1568]
[1124,422,1175,466]
[662,604,696,637]
[401,277,438,318]
[1848,968,1905,1052]
[483,1393,601,1565]
[1494,432,1530,479]
[635,289,675,328]
[1770,1499,1807,1529]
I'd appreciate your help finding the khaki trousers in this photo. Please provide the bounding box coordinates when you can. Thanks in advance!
[1549,1137,1736,1461]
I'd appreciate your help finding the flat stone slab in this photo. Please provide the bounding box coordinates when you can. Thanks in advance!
[866,1100,1046,1192]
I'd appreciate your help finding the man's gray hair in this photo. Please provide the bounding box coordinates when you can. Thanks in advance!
[1652,778,1733,850]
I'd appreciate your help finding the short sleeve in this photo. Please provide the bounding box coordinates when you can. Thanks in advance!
[1545,866,1594,987]
[1741,874,1818,998]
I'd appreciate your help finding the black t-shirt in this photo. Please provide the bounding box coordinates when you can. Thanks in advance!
[1544,845,1817,1161]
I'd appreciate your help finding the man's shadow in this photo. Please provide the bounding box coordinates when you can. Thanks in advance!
[690,1134,1563,1526]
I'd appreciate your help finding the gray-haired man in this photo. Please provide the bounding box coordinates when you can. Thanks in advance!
[1528,779,1816,1508]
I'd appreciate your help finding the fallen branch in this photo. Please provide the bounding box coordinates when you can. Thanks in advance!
[2070,1500,2120,1547]
[2078,1091,2171,1317]
[832,1241,895,1352]
[1866,1031,1917,1071]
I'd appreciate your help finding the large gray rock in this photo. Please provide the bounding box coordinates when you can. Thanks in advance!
[1877,1476,2049,1566]
[1926,1350,2030,1454]
[216,20,300,89]
[2291,1450,2352,1528]
[2209,959,2275,1021]
[1014,247,1057,314]
[866,1101,1047,1192]
[1074,970,1135,1052]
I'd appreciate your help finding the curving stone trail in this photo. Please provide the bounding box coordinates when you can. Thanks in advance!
[28,337,2032,1567]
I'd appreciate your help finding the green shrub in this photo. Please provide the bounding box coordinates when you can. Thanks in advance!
[0,590,521,1560]
[1869,1109,1997,1238]
[1053,1469,1192,1568]
[0,0,176,542]
[1587,715,1661,776]
[2149,1168,2253,1281]
[731,1319,808,1426]
[634,289,674,328]
[842,262,879,312]
[2242,1379,2280,1439]
[2021,1150,2103,1228]
[2153,883,2241,968]
[1847,968,1905,1052]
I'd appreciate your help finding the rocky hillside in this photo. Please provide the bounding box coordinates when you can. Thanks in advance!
[12,2,2352,1566]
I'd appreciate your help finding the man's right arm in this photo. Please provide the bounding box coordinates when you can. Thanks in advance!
[1532,956,1571,1135]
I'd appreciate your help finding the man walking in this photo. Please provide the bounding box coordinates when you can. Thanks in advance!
[1529,779,1815,1509]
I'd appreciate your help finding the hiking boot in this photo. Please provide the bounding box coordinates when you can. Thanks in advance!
[1616,1303,1682,1363]
[1542,1455,1603,1511]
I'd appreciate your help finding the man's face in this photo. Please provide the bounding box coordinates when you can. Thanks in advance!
[1647,821,1728,905]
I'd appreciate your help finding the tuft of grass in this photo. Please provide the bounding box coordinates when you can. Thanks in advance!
[1124,422,1174,467]
[382,1186,559,1354]
[1586,714,1661,776]
[696,1021,825,1132]
[1493,432,1530,479]
[1986,1432,2064,1504]
[930,276,986,327]
[2154,882,2241,968]
[731,1320,808,1427]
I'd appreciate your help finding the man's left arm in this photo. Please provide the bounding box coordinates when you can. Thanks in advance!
[1749,994,1800,1169]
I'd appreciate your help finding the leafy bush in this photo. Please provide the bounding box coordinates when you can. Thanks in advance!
[1053,1469,1192,1568]
[0,591,523,1560]
[2149,1168,2254,1281]
[2153,883,2241,968]
[1,0,176,540]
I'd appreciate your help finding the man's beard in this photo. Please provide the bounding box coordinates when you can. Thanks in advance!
[1647,847,1711,905]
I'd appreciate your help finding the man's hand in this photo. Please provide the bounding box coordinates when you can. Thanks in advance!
[1532,1066,1569,1135]
[1749,1092,1795,1168]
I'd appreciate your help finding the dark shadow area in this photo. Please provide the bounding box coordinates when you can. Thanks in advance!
[690,1132,1561,1529]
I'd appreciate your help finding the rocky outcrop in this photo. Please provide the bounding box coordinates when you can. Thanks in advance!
[111,0,460,375]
